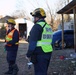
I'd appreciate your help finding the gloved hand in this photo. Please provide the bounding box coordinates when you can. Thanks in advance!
[26,56,33,69]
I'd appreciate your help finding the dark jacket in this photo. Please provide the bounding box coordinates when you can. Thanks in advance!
[26,19,52,57]
[5,28,19,51]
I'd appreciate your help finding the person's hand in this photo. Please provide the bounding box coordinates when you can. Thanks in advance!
[26,56,31,62]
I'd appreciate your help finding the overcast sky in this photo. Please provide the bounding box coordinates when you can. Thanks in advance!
[0,0,16,16]
[0,0,72,16]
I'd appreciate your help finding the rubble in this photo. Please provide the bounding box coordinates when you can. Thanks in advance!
[0,41,76,75]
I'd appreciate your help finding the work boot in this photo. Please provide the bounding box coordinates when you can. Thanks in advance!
[4,65,13,74]
[12,64,19,75]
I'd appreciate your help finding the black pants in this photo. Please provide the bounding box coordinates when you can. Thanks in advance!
[7,50,17,65]
[34,53,52,75]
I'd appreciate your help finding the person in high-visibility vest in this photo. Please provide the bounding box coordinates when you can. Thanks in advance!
[4,19,19,75]
[26,8,53,75]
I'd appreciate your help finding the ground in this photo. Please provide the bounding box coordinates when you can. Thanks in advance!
[0,40,76,75]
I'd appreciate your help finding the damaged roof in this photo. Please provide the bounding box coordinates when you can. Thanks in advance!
[57,0,76,14]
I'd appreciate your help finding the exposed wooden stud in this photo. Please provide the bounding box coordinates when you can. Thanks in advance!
[73,8,76,52]
[61,14,64,49]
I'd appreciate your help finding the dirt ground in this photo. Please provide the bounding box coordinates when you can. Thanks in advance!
[0,40,76,75]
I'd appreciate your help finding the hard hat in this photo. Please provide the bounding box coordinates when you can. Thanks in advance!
[30,8,46,18]
[7,19,16,25]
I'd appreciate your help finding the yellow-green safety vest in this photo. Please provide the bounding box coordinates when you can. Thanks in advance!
[37,22,53,53]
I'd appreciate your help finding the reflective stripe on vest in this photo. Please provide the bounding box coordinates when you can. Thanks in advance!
[5,29,19,46]
[37,22,53,53]
[37,42,51,45]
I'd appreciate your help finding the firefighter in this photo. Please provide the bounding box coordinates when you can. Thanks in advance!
[26,8,53,75]
[4,19,19,75]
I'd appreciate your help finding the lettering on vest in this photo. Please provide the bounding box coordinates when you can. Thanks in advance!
[43,34,52,39]
[46,28,51,32]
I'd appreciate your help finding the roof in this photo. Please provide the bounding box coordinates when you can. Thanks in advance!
[15,18,26,23]
[57,0,76,14]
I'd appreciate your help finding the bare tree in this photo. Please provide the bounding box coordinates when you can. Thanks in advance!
[56,0,71,22]
[10,0,31,19]
[45,0,54,29]
[25,0,56,30]
[10,0,72,30]
[11,10,24,18]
